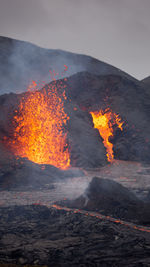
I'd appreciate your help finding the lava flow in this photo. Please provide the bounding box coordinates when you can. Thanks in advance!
[50,204,150,234]
[90,109,123,162]
[7,79,70,170]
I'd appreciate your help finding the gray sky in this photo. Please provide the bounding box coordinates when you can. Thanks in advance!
[0,0,150,80]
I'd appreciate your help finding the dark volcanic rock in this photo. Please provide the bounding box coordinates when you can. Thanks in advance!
[64,72,150,163]
[141,76,150,100]
[0,142,84,190]
[66,104,106,168]
[0,205,150,266]
[141,76,150,88]
[63,177,150,226]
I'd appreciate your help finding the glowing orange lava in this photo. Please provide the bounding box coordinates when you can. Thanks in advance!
[8,80,70,170]
[90,109,123,162]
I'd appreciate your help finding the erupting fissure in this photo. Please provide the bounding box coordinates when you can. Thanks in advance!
[90,109,123,162]
[6,75,70,170]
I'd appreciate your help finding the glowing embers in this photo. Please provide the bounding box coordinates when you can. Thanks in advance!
[8,80,70,170]
[90,109,123,162]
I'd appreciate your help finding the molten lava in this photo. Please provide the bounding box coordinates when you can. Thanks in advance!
[8,80,70,170]
[90,109,123,162]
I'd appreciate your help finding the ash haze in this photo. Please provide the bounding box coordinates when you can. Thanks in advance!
[0,0,150,80]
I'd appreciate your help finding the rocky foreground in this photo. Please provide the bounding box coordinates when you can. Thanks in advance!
[0,160,150,266]
[61,177,150,226]
[0,205,150,267]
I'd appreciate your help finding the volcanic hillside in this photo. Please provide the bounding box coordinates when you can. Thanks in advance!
[141,76,150,88]
[0,36,137,95]
[0,36,150,172]
[0,71,150,170]
[141,76,150,98]
[64,72,150,162]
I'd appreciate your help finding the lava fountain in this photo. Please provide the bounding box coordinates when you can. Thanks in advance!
[90,109,123,162]
[7,79,70,170]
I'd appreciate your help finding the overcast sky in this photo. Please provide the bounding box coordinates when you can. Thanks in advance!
[0,0,150,80]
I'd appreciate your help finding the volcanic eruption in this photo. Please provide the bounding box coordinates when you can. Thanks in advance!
[2,68,150,170]
[90,109,124,162]
[1,36,150,267]
[1,73,126,169]
[4,77,70,170]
